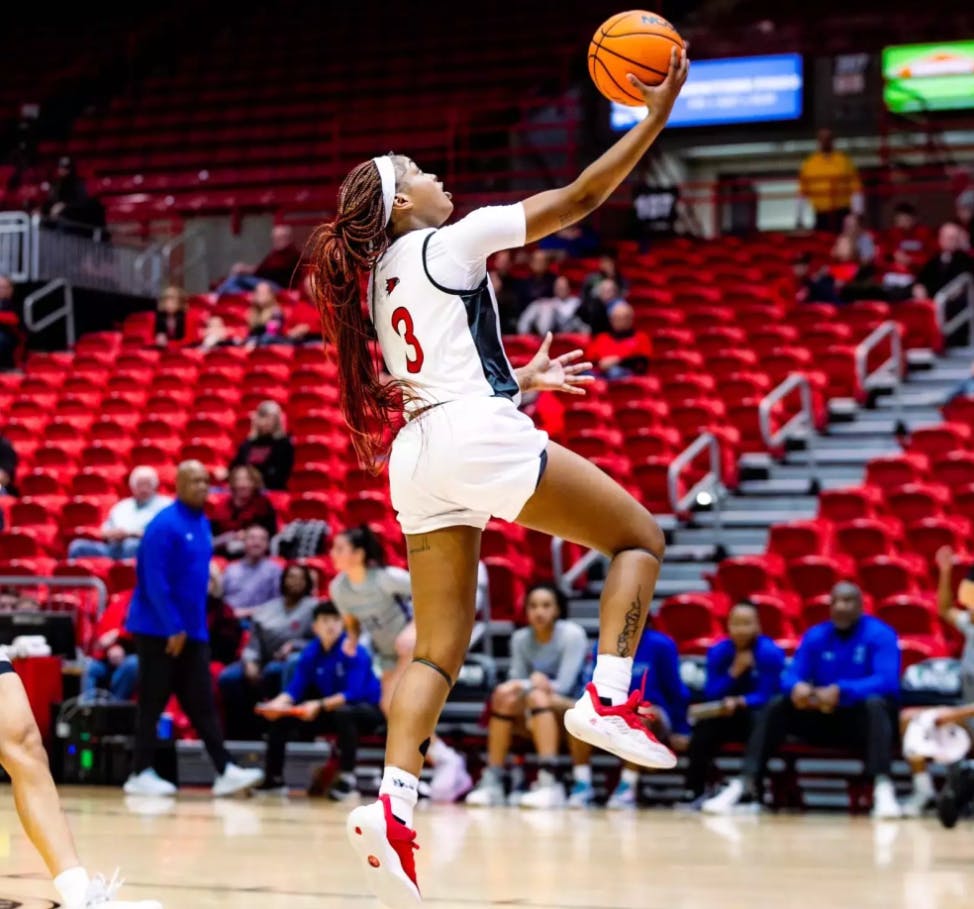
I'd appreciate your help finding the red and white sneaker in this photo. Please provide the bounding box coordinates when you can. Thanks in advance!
[346,795,422,908]
[564,683,676,769]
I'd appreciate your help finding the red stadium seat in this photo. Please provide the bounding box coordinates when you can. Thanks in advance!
[709,555,784,602]
[818,487,881,522]
[767,520,832,562]
[864,453,930,488]
[747,592,801,650]
[905,517,973,562]
[943,395,974,431]
[834,518,901,563]
[885,483,950,524]
[908,423,972,459]
[857,553,926,602]
[892,299,942,352]
[932,451,974,488]
[481,556,527,622]
[786,554,857,602]
[876,595,946,655]
[656,593,727,654]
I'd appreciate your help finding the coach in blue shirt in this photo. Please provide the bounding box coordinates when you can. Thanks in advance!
[124,461,263,799]
[703,583,903,817]
[685,602,785,800]
[258,600,384,800]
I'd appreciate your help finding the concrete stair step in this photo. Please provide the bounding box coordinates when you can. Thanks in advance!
[724,494,819,512]
[673,526,769,549]
[786,447,895,466]
[691,508,816,528]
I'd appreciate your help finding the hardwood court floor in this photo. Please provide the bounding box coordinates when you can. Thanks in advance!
[1,787,972,909]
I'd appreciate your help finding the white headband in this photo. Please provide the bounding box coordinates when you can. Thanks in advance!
[372,156,396,226]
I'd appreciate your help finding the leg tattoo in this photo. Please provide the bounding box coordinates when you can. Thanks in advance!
[616,586,643,657]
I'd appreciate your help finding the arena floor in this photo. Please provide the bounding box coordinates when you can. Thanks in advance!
[0,787,972,908]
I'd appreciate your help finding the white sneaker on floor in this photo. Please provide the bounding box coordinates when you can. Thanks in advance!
[429,751,472,803]
[122,769,177,797]
[871,779,902,819]
[464,776,505,807]
[347,796,422,909]
[519,781,566,809]
[901,787,935,818]
[702,779,745,815]
[606,780,637,810]
[212,763,263,797]
[567,780,596,808]
[77,871,162,908]
[564,684,676,770]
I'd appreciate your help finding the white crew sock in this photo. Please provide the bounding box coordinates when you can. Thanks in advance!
[379,765,419,828]
[427,737,457,764]
[537,769,557,788]
[572,764,592,784]
[621,767,640,788]
[54,866,90,909]
[912,770,934,798]
[592,654,633,706]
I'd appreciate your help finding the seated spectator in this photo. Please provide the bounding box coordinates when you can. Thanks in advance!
[840,212,876,264]
[490,266,523,335]
[887,202,933,270]
[217,563,317,739]
[516,276,587,337]
[153,286,188,348]
[199,315,235,350]
[683,602,785,807]
[880,248,918,303]
[256,600,384,799]
[828,235,883,303]
[465,584,589,809]
[581,253,629,307]
[914,222,974,299]
[229,400,295,491]
[585,302,652,379]
[82,592,138,701]
[68,466,172,561]
[221,525,283,619]
[0,430,17,497]
[244,281,285,345]
[955,188,974,240]
[206,561,243,666]
[41,155,106,232]
[0,275,20,369]
[517,249,556,309]
[210,465,278,558]
[572,617,690,809]
[217,223,302,294]
[794,253,840,304]
[900,546,974,816]
[702,582,901,818]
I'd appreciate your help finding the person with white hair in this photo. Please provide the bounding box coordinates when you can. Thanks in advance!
[67,466,172,561]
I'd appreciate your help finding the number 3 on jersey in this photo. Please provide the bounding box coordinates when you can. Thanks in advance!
[391,306,425,374]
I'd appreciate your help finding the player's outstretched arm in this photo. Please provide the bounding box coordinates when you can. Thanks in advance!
[522,48,689,244]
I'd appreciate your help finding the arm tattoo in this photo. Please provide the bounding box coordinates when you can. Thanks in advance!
[616,585,643,657]
[408,536,432,556]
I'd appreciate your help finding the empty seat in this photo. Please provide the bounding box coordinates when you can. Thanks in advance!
[864,453,930,488]
[786,555,856,602]
[885,483,950,524]
[655,593,727,654]
[709,555,783,602]
[767,520,831,562]
[857,553,926,602]
[818,487,881,522]
[908,423,972,459]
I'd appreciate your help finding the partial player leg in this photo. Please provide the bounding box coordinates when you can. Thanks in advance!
[0,669,161,909]
[515,442,673,769]
[347,524,481,909]
[126,635,178,796]
[519,687,566,808]
[465,682,524,806]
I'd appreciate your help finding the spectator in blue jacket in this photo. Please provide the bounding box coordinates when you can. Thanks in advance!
[703,583,902,818]
[575,619,690,809]
[256,600,384,801]
[684,602,785,805]
[123,461,264,800]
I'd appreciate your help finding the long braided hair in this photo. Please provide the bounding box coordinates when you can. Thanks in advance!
[306,154,411,468]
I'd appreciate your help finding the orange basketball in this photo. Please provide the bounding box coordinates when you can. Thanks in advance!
[588,10,684,106]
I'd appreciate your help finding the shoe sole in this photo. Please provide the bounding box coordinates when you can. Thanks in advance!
[564,708,677,769]
[347,805,422,909]
[212,773,264,798]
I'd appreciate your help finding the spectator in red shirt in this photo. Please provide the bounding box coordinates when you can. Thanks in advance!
[229,400,295,491]
[887,202,933,270]
[217,224,302,295]
[585,302,652,379]
[210,464,278,558]
[82,593,139,701]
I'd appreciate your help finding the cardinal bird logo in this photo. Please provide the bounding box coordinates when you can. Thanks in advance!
[386,277,400,294]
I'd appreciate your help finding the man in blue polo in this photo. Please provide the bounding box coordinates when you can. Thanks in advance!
[703,582,902,818]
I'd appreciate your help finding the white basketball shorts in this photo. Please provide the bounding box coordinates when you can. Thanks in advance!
[389,396,549,535]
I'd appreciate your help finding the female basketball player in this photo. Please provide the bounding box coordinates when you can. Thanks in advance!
[0,658,161,908]
[308,50,689,907]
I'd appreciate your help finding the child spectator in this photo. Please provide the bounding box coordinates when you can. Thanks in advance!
[256,600,384,800]
[585,302,652,379]
[573,617,690,809]
[683,602,785,807]
[217,563,317,740]
[229,401,295,491]
[153,286,187,347]
[209,465,278,558]
[465,584,589,809]
[703,583,901,818]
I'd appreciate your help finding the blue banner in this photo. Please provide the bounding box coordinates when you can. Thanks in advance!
[611,53,803,130]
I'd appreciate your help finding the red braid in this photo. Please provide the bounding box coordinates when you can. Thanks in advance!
[306,156,411,469]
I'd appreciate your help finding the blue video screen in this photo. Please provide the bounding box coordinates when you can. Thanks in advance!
[610,53,803,130]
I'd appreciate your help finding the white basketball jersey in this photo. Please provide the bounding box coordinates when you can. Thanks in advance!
[370,204,527,414]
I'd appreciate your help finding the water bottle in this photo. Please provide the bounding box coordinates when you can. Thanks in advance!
[157,713,173,741]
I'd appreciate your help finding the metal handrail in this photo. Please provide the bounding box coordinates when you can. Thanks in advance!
[668,432,722,530]
[855,320,903,416]
[759,373,817,481]
[0,211,32,282]
[551,540,607,598]
[161,225,208,292]
[134,238,165,294]
[934,273,974,346]
[23,278,76,347]
[0,575,108,620]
